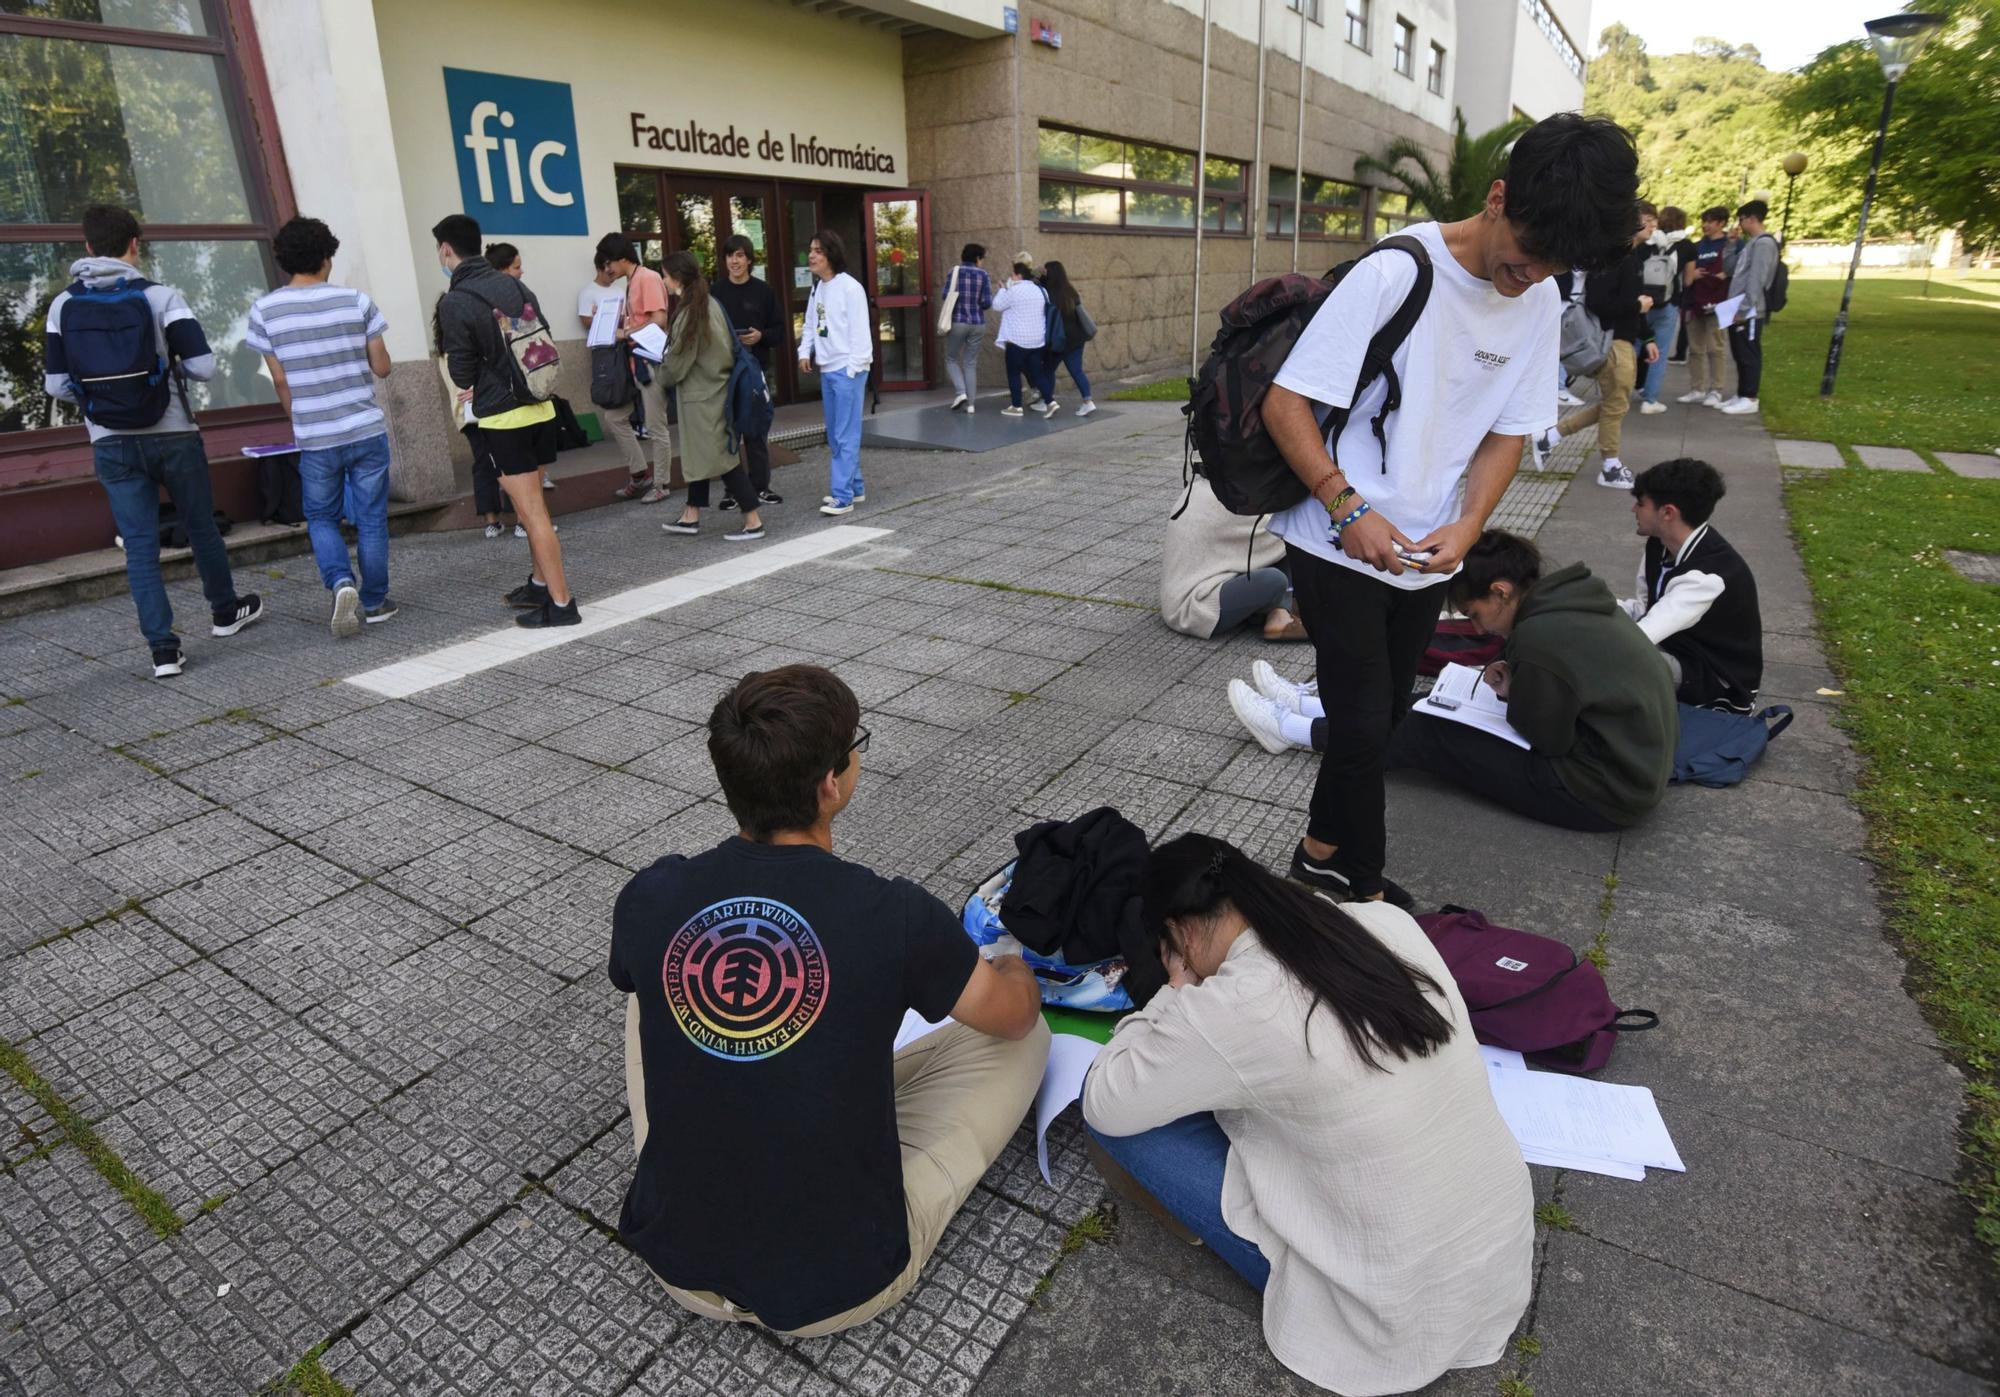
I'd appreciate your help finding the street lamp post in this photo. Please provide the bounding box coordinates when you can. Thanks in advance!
[1779,151,1808,244]
[1820,13,1945,399]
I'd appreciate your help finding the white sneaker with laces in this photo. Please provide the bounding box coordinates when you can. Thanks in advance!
[1597,461,1637,490]
[1710,395,1736,410]
[1556,388,1585,408]
[819,502,855,516]
[821,494,865,506]
[1639,400,1667,415]
[1677,389,1707,404]
[330,582,361,639]
[949,394,967,410]
[1529,427,1559,472]
[1001,405,1025,417]
[1719,396,1760,415]
[1076,400,1097,417]
[1039,399,1060,417]
[1228,680,1292,755]
[1250,660,1313,715]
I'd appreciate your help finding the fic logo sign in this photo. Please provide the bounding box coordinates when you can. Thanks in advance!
[442,68,587,235]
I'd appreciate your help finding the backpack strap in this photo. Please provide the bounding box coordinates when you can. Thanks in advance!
[1610,1010,1659,1032]
[1758,704,1794,739]
[1343,235,1434,472]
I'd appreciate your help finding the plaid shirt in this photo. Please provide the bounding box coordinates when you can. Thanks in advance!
[944,263,994,326]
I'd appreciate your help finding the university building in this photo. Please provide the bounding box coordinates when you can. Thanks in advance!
[0,0,1586,567]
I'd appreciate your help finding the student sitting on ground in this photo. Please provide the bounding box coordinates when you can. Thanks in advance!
[609,665,1050,1337]
[1081,833,1531,1397]
[1621,458,1763,713]
[1385,530,1676,831]
[1161,474,1305,641]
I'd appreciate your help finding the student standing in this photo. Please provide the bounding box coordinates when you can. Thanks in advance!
[797,231,873,516]
[485,242,522,278]
[433,213,579,628]
[657,253,766,543]
[1719,200,1778,416]
[576,256,626,337]
[246,216,395,638]
[1677,206,1734,407]
[1083,834,1531,1396]
[43,204,261,677]
[597,234,673,501]
[1259,113,1639,906]
[1636,205,1691,413]
[941,244,994,411]
[991,261,1058,418]
[709,233,786,510]
[1039,260,1097,417]
[1541,210,1656,490]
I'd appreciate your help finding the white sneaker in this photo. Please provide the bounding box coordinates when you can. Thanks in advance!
[1639,400,1667,415]
[483,522,506,540]
[1597,461,1636,490]
[819,502,856,516]
[965,405,976,415]
[1039,400,1061,417]
[330,582,361,639]
[1529,427,1559,473]
[514,523,527,539]
[1709,394,1734,410]
[1556,388,1585,408]
[1677,390,1707,404]
[1001,405,1025,417]
[1228,679,1294,755]
[1250,660,1313,715]
[1719,396,1760,415]
[820,493,865,506]
[949,394,967,410]
[1076,400,1097,417]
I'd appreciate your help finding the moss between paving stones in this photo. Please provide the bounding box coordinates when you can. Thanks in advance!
[0,1038,181,1237]
[1786,465,2000,1264]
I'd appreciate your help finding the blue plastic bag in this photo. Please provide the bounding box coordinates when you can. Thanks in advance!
[963,861,1134,1013]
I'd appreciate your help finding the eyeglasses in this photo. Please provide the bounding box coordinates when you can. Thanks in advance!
[848,725,871,756]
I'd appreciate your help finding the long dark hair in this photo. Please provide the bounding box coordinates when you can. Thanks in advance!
[660,250,712,357]
[1040,259,1080,317]
[1143,834,1454,1069]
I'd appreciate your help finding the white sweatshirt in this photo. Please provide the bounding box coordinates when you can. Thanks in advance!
[799,271,873,376]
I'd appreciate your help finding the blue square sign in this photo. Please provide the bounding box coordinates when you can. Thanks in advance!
[443,68,588,235]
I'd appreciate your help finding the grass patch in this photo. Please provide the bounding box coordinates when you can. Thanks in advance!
[280,1344,353,1397]
[1761,274,2000,454]
[1533,1202,1576,1232]
[1786,466,2000,1260]
[1059,1207,1116,1257]
[1498,1376,1536,1397]
[1513,1335,1543,1359]
[1108,378,1190,402]
[200,1192,232,1214]
[0,1039,181,1237]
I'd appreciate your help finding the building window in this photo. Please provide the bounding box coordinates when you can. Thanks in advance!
[1285,0,1322,23]
[1344,0,1370,50]
[1427,41,1446,95]
[1372,190,1422,238]
[1267,170,1365,240]
[1392,17,1415,76]
[1521,0,1584,79]
[0,0,286,471]
[1037,125,1247,236]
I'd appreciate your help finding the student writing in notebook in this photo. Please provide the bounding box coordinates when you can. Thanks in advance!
[1385,530,1677,830]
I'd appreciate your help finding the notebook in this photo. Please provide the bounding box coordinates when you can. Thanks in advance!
[1421,662,1530,750]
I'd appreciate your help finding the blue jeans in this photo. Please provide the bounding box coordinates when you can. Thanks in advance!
[821,368,867,506]
[1641,305,1680,403]
[299,433,392,608]
[93,432,238,651]
[1050,346,1091,400]
[1087,1113,1270,1290]
[1004,343,1055,408]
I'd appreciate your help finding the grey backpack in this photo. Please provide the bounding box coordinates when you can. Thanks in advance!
[1559,299,1613,379]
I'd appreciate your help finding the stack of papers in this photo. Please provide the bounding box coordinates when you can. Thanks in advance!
[1423,663,1530,750]
[1483,1047,1684,1180]
[895,1011,1104,1184]
[629,323,668,362]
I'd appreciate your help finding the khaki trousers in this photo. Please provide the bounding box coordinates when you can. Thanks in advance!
[1558,339,1636,460]
[625,997,1050,1338]
[1685,314,1729,396]
[603,372,669,481]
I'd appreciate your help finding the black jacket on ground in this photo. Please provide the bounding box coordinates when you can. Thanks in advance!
[1000,806,1166,1007]
[1629,523,1764,713]
[439,256,553,419]
[1584,246,1650,345]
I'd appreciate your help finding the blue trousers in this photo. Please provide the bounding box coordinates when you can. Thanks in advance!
[299,433,392,609]
[93,432,238,651]
[1087,1113,1269,1290]
[1641,305,1679,403]
[1050,346,1091,400]
[821,367,867,506]
[1004,343,1055,408]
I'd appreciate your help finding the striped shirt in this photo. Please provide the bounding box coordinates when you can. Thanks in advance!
[245,284,389,450]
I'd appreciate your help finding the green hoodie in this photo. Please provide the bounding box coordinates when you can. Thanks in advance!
[1504,562,1678,825]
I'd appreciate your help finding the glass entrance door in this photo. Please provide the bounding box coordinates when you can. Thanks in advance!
[862,191,932,392]
[779,186,822,404]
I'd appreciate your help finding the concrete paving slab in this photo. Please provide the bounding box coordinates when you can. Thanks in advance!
[1937,451,2000,480]
[1774,439,1846,469]
[1854,444,1934,473]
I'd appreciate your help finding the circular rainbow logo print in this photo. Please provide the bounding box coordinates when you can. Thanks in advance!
[661,898,829,1061]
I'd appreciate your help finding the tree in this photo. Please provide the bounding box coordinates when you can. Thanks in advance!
[1782,0,2000,248]
[1354,110,1534,222]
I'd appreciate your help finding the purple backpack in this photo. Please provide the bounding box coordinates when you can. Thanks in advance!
[1415,906,1657,1074]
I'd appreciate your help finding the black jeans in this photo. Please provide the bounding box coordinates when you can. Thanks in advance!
[688,463,755,510]
[742,433,771,496]
[1287,545,1446,879]
[1728,318,1763,398]
[1386,712,1623,832]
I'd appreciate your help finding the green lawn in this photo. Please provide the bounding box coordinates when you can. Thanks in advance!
[1762,273,2000,454]
[1108,378,1192,402]
[1786,465,2000,1258]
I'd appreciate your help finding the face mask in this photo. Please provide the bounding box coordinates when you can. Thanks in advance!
[440,260,453,281]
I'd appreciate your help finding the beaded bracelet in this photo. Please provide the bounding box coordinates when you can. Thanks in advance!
[1329,500,1371,543]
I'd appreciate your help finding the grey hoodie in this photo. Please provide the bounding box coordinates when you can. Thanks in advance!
[1735,234,1780,321]
[43,256,217,442]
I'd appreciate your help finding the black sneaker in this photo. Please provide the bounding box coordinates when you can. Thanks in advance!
[661,518,700,536]
[364,600,399,624]
[757,489,784,505]
[504,578,550,608]
[719,496,740,511]
[1286,842,1417,910]
[211,593,263,636]
[516,598,581,629]
[151,646,185,678]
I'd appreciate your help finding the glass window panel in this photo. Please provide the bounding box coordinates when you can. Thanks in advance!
[617,168,662,235]
[0,35,253,225]
[876,304,922,382]
[1130,144,1193,187]
[1201,159,1242,192]
[872,198,920,296]
[0,0,211,33]
[1202,198,1246,233]
[0,240,87,433]
[673,193,716,279]
[786,196,819,301]
[728,195,768,270]
[1039,180,1120,226]
[1129,190,1194,229]
[1036,126,1079,172]
[1076,136,1128,181]
[1269,168,1298,201]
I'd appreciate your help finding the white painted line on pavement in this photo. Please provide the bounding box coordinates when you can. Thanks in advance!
[345,525,894,697]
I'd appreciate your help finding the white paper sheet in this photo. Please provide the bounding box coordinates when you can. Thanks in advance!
[1714,293,1747,329]
[1521,1146,1646,1180]
[586,297,622,348]
[1034,1034,1103,1185]
[1486,1067,1684,1173]
[630,322,668,362]
[1421,662,1531,750]
[1480,1045,1528,1072]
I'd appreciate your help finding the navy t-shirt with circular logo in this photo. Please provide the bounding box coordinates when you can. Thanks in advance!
[608,836,977,1331]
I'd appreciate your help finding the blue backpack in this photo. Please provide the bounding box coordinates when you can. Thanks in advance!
[1672,703,1793,787]
[58,276,180,429]
[717,307,775,455]
[1041,285,1068,356]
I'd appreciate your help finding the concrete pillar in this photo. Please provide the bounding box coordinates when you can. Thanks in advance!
[247,0,457,503]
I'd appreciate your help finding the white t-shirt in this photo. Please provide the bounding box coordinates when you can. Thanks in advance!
[577,276,626,322]
[1269,221,1560,591]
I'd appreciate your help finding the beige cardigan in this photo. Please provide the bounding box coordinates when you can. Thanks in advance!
[1160,475,1286,638]
[1082,904,1532,1396]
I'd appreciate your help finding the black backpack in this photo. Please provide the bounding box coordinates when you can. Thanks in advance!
[1183,236,1432,516]
[1760,236,1790,315]
[58,276,184,430]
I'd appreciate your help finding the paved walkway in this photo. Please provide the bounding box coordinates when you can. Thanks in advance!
[0,385,1993,1394]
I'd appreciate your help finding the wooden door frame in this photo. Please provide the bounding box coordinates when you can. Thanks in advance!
[861,190,934,393]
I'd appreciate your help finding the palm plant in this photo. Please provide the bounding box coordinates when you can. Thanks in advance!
[1354,109,1534,221]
